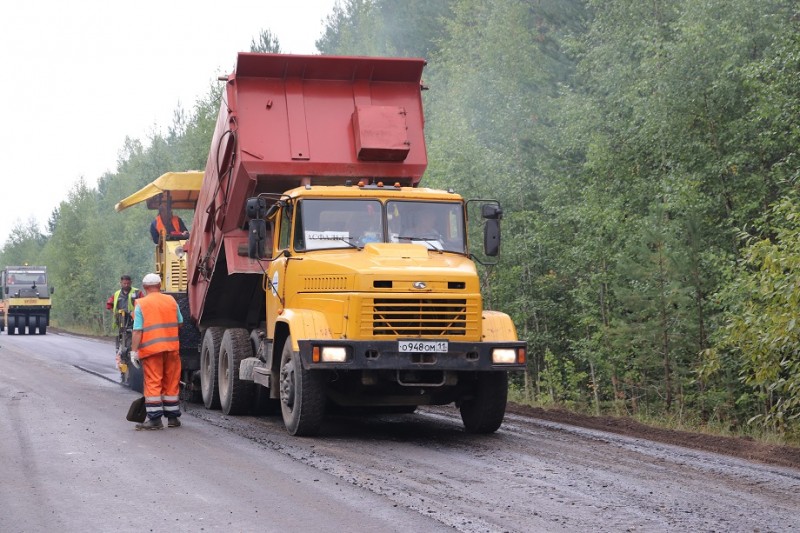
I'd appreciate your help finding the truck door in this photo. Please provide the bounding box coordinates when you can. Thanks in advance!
[265,205,292,335]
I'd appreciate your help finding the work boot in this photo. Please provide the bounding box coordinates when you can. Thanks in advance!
[167,417,181,428]
[135,417,164,431]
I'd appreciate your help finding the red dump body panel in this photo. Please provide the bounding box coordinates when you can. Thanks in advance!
[187,53,427,324]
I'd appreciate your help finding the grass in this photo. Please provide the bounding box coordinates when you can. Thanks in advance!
[508,388,800,448]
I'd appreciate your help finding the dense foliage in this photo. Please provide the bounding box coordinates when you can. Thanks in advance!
[3,0,799,438]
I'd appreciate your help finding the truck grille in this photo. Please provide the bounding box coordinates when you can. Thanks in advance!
[362,298,479,338]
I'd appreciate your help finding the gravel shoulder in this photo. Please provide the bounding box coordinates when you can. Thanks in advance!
[506,403,800,469]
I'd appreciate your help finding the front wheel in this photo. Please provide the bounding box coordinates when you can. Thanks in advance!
[279,336,325,436]
[459,372,509,434]
[200,327,223,409]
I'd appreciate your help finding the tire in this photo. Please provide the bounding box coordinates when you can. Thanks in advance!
[459,372,509,434]
[7,316,16,335]
[38,324,46,335]
[279,335,325,436]
[201,327,224,410]
[218,328,253,415]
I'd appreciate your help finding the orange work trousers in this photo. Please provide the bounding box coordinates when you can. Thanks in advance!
[141,350,182,420]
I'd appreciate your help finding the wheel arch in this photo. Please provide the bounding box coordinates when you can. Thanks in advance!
[274,309,333,370]
[481,310,519,342]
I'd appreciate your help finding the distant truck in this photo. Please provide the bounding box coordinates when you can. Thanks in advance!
[0,266,53,335]
[122,53,527,436]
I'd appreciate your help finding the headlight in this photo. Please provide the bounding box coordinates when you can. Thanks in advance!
[321,346,347,363]
[492,348,517,364]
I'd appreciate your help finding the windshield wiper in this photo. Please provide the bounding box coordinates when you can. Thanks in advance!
[335,237,360,249]
[397,235,440,242]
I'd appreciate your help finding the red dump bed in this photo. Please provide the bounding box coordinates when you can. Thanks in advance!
[186,53,428,324]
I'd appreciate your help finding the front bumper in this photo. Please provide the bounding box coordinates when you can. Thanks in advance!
[296,339,526,371]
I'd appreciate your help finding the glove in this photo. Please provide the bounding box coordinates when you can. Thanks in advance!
[130,351,141,369]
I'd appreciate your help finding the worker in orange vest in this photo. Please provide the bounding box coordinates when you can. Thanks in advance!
[149,203,189,244]
[129,273,183,430]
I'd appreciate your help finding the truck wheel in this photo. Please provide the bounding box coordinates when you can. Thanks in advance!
[7,316,16,335]
[459,371,509,434]
[279,336,325,436]
[201,327,224,409]
[219,328,253,415]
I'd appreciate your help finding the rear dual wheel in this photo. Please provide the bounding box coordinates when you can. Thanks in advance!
[218,328,252,415]
[200,327,224,409]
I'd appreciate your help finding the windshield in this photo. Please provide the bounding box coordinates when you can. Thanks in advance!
[292,199,466,253]
[387,201,466,253]
[6,269,47,286]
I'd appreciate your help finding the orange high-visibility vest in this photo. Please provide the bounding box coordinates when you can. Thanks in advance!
[137,292,180,357]
[156,214,182,236]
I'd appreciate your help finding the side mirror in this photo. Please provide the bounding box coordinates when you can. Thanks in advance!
[481,202,502,257]
[248,219,269,259]
[246,197,267,219]
[50,287,55,295]
[484,219,500,256]
[481,204,503,220]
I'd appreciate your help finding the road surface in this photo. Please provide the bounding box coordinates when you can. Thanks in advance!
[1,331,798,532]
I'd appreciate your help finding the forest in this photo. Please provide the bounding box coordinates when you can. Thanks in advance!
[2,0,798,441]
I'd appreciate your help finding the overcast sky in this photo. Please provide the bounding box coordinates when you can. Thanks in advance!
[0,0,338,241]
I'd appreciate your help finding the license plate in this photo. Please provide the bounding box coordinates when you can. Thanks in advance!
[398,340,448,353]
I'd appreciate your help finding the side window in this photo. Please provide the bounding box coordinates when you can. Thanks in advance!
[278,205,292,250]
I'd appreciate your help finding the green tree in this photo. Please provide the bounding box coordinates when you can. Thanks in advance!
[0,218,47,266]
[40,179,106,329]
[709,196,800,435]
[251,29,282,53]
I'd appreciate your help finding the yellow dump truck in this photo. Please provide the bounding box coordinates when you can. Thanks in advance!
[184,53,527,436]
